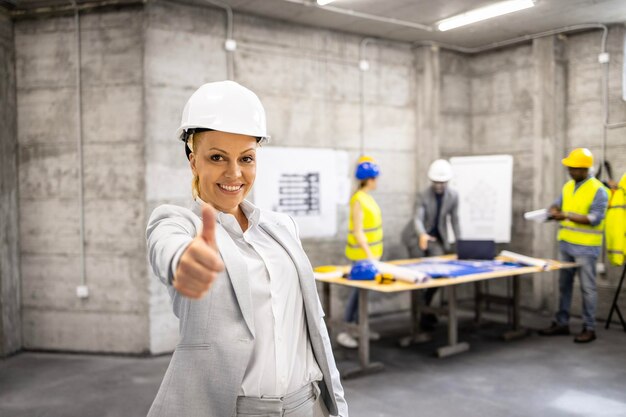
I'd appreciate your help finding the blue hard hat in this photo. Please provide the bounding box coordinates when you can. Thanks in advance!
[355,162,380,180]
[349,260,378,280]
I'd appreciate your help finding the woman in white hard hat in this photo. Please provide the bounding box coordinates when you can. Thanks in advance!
[336,156,383,349]
[146,81,348,417]
[401,159,461,331]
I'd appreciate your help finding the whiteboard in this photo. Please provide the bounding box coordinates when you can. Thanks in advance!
[253,147,349,238]
[449,155,513,243]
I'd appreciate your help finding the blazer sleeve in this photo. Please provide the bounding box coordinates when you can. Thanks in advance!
[146,204,198,286]
[450,191,461,241]
[318,301,349,417]
[413,192,427,236]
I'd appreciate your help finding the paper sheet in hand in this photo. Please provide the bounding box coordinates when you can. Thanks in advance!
[524,208,549,223]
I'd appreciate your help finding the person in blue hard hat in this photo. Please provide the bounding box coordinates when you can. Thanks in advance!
[337,156,383,349]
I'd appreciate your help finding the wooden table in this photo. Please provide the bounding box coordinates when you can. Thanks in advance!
[315,255,577,379]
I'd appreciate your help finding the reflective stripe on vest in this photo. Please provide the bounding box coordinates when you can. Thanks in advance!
[557,177,605,247]
[345,190,384,261]
[606,186,625,266]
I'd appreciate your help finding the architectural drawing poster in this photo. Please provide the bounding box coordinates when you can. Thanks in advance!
[253,147,348,238]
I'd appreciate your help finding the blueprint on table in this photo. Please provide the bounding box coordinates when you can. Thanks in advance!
[402,260,523,278]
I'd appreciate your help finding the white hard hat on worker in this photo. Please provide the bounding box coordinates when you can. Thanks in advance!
[176,80,270,159]
[428,159,453,182]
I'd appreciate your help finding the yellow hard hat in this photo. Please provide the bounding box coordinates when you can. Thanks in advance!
[562,148,593,168]
[357,155,376,164]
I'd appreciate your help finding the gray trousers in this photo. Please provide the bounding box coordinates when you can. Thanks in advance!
[233,382,321,417]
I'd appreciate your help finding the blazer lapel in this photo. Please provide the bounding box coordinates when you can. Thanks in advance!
[215,225,255,338]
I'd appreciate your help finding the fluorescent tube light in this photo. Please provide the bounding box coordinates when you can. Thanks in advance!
[317,0,336,5]
[437,0,535,32]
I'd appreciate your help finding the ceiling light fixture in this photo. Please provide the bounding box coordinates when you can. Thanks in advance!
[437,0,535,32]
[316,0,336,5]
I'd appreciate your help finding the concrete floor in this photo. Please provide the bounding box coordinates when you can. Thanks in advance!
[2,311,626,417]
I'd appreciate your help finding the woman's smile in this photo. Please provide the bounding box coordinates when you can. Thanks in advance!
[217,183,245,193]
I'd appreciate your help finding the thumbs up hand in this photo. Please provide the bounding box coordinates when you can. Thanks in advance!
[173,204,225,299]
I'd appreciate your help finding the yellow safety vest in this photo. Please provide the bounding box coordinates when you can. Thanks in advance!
[606,173,626,266]
[345,190,383,261]
[558,177,606,247]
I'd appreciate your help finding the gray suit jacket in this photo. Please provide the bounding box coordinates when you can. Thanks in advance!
[401,187,461,253]
[146,201,348,417]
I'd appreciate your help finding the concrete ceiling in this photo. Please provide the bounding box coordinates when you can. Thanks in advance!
[9,0,626,48]
[217,0,626,48]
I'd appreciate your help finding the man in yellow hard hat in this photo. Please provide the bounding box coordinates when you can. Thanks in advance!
[539,148,608,343]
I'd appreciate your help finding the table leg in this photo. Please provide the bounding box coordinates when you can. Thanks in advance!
[474,281,482,324]
[437,286,470,358]
[342,288,384,379]
[605,264,626,331]
[399,290,432,347]
[502,275,529,341]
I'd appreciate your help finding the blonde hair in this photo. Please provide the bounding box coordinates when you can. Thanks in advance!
[189,134,201,199]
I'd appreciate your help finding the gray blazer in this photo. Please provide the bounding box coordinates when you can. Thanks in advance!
[401,187,461,253]
[146,201,348,417]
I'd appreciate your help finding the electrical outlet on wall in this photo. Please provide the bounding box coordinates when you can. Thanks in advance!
[76,285,89,299]
[597,52,610,64]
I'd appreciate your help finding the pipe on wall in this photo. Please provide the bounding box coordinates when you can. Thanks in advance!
[203,0,235,80]
[359,37,374,157]
[71,0,87,292]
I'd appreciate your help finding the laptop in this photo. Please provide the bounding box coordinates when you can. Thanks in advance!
[456,240,496,260]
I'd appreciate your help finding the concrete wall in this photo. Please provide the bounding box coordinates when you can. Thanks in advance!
[15,7,149,353]
[8,2,625,354]
[468,43,537,253]
[439,50,471,163]
[0,9,21,357]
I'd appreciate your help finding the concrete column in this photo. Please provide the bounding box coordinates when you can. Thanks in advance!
[0,9,21,357]
[414,46,441,191]
[531,36,566,310]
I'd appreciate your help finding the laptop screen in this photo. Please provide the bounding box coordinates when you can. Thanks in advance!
[456,240,496,260]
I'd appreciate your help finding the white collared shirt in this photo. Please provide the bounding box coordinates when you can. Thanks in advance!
[207,199,322,397]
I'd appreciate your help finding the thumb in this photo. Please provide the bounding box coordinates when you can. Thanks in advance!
[201,203,217,246]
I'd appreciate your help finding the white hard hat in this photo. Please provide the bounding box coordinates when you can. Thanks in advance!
[176,80,269,143]
[428,159,453,182]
